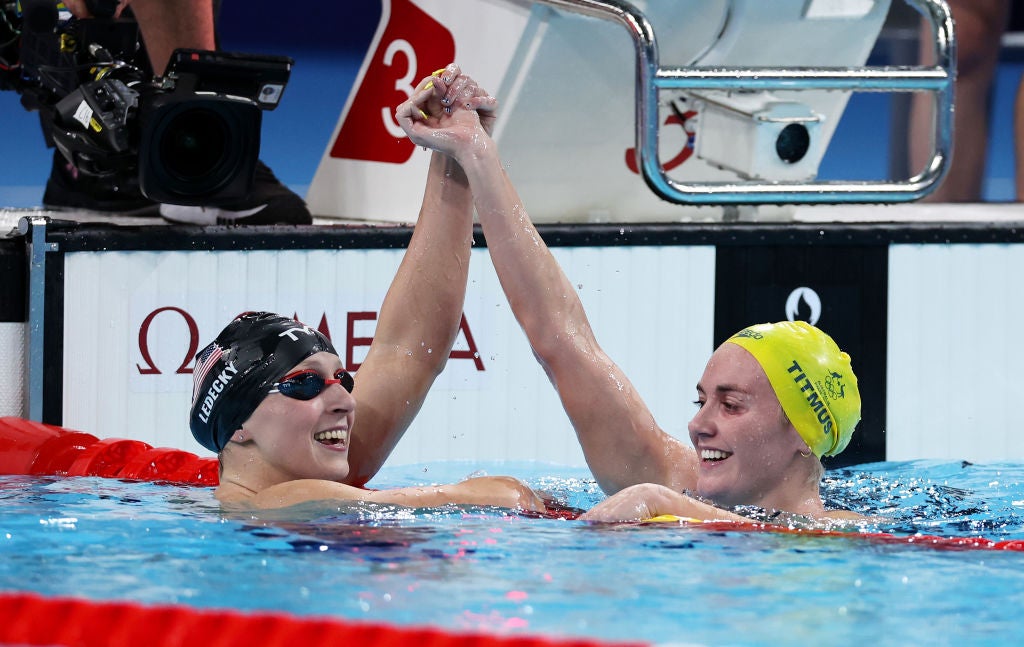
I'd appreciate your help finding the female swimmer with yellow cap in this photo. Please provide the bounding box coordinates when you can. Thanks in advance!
[399,67,862,523]
[190,66,543,513]
[577,321,863,523]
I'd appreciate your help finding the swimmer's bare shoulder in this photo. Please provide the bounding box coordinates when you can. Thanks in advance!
[215,479,369,510]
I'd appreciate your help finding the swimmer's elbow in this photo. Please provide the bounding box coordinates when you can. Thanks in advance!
[527,329,601,375]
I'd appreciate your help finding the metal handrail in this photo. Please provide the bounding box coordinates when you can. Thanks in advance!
[533,0,955,204]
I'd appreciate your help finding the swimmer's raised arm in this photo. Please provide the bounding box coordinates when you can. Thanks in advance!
[343,65,482,487]
[398,66,698,496]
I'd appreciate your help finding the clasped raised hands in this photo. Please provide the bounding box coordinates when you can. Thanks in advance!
[395,63,498,162]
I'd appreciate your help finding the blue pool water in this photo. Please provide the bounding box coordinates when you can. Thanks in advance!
[1,460,1023,646]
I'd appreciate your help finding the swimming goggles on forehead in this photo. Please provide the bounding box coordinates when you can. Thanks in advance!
[269,368,354,400]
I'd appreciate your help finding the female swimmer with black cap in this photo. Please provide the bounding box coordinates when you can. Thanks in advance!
[397,67,863,524]
[188,66,543,513]
[191,313,542,511]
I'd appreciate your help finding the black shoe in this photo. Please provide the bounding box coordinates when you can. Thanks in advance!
[44,154,310,225]
[42,152,160,216]
[159,161,312,225]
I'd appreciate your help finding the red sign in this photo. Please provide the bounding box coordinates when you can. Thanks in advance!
[330,0,456,163]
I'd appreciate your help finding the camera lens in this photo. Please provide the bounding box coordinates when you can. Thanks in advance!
[140,97,261,204]
[775,124,810,164]
[159,108,231,181]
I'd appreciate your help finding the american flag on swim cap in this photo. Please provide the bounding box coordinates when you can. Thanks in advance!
[192,342,224,403]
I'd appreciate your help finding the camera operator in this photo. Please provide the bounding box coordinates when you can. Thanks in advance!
[46,0,310,224]
[907,0,1024,202]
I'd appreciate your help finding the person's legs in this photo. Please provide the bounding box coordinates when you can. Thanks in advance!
[129,0,216,76]
[909,0,1010,202]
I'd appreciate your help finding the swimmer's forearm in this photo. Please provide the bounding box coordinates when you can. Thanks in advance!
[458,146,593,351]
[238,477,542,512]
[580,483,747,523]
[346,152,474,486]
[376,151,473,358]
[365,476,544,512]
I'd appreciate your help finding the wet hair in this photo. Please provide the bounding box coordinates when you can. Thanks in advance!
[189,312,337,453]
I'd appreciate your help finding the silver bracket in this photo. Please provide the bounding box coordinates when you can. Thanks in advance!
[18,216,58,422]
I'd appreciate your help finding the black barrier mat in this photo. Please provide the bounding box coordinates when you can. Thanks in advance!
[714,244,888,467]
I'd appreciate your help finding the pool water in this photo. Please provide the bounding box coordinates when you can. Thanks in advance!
[1,460,1023,646]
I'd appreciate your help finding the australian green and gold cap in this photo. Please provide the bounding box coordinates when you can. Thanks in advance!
[726,321,861,457]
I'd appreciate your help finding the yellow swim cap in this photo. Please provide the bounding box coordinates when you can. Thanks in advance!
[725,321,860,458]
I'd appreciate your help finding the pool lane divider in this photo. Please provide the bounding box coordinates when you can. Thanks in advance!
[641,517,1024,552]
[0,591,647,647]
[2,416,1023,553]
[0,416,218,485]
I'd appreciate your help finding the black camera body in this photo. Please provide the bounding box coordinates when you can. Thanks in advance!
[137,49,291,204]
[1,1,293,206]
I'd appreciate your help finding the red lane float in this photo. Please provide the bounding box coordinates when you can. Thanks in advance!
[0,592,646,647]
[665,519,1024,552]
[0,416,218,485]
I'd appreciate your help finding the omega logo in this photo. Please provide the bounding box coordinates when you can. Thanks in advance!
[137,307,200,375]
[136,307,484,375]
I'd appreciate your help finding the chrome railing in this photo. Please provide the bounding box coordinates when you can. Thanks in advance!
[534,0,955,204]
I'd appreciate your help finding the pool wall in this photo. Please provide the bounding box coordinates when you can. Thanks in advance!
[3,209,1024,469]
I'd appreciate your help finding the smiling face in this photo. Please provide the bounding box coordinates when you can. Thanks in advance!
[687,343,816,511]
[226,351,356,489]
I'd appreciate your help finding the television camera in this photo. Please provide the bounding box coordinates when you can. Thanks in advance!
[0,0,292,205]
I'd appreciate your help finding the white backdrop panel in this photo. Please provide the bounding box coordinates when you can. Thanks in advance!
[888,244,1024,461]
[62,245,716,466]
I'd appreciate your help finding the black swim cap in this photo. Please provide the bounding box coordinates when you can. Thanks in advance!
[189,312,338,453]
